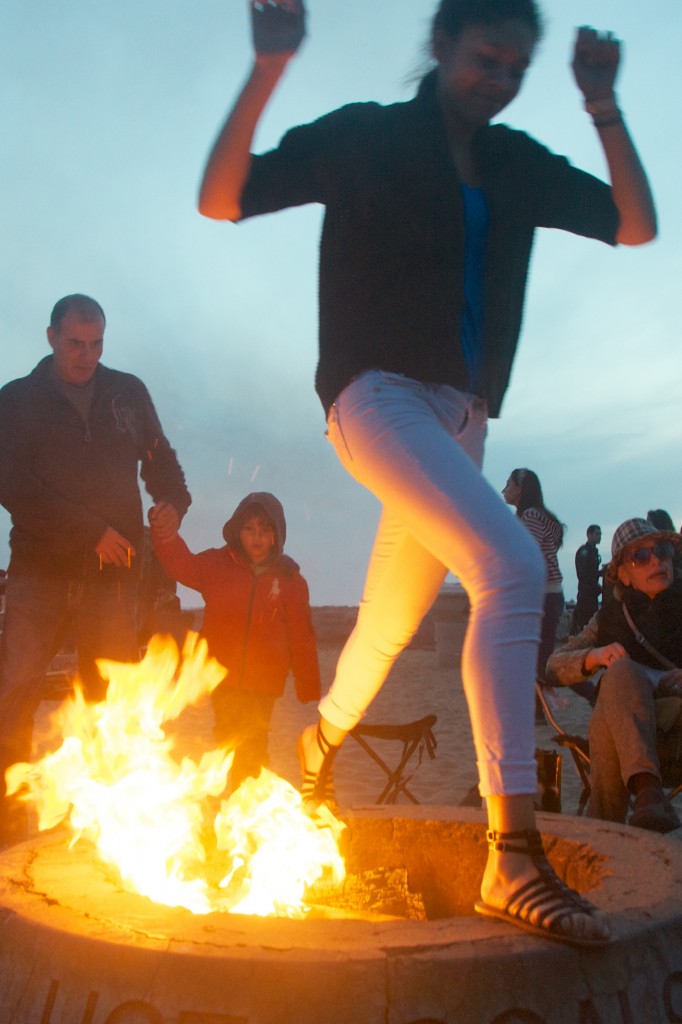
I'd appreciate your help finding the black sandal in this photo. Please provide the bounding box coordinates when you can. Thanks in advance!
[298,723,340,814]
[474,828,610,947]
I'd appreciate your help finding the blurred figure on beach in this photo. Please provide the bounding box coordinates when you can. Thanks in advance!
[197,0,656,945]
[647,510,682,576]
[647,509,676,532]
[0,293,191,845]
[502,469,565,684]
[136,525,182,647]
[548,518,682,834]
[571,524,602,634]
[150,491,320,792]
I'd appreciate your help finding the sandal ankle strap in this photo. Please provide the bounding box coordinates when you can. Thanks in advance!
[300,724,341,808]
[316,722,336,755]
[485,827,544,854]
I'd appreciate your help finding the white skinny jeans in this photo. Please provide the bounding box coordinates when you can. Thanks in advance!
[320,370,545,796]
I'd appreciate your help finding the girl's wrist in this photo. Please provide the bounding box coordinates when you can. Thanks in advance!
[584,94,622,128]
[253,53,292,75]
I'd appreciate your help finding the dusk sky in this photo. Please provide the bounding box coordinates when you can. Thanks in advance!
[2,0,680,607]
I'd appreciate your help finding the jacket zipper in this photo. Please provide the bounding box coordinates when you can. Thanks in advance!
[237,574,257,688]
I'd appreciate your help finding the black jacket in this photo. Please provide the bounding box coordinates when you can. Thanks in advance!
[241,71,619,415]
[0,356,191,577]
[575,542,602,599]
[597,580,682,669]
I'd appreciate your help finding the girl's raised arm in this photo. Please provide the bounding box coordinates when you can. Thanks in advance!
[198,1,306,221]
[572,26,657,246]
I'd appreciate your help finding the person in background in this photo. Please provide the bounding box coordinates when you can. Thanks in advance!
[0,294,191,846]
[547,518,682,833]
[646,510,682,577]
[197,0,657,945]
[502,469,565,683]
[647,509,676,532]
[150,491,321,792]
[571,524,602,634]
[136,525,182,647]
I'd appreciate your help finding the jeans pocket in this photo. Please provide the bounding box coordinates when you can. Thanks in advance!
[326,403,353,464]
[453,407,470,439]
[454,396,488,453]
[439,387,472,439]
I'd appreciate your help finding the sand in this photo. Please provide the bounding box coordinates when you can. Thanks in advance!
[32,626,596,818]
[156,626,594,817]
[266,639,594,815]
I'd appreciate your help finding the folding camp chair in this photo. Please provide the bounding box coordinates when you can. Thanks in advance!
[349,714,437,804]
[535,683,682,817]
[535,684,592,815]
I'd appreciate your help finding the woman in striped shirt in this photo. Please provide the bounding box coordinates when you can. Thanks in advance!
[503,468,565,681]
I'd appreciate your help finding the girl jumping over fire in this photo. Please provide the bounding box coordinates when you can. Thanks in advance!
[197,0,656,946]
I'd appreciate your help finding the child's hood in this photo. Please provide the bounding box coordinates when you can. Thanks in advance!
[222,491,286,558]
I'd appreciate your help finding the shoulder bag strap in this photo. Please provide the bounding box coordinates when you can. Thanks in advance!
[621,602,678,671]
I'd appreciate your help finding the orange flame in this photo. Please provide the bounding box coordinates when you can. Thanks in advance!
[6,633,345,917]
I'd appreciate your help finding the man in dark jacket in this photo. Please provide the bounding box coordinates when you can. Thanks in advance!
[571,524,603,633]
[0,293,191,842]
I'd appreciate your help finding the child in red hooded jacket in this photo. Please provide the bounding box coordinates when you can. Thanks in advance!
[150,491,320,791]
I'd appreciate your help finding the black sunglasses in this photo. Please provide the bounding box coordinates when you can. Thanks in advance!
[625,541,674,568]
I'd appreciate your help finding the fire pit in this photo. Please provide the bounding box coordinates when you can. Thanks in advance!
[2,806,682,1024]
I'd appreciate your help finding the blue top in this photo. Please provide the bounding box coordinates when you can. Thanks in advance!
[460,184,488,395]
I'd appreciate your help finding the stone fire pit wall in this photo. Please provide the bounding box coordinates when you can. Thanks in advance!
[1,806,682,1024]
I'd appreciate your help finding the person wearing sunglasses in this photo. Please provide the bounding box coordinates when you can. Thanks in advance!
[547,518,682,832]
